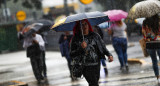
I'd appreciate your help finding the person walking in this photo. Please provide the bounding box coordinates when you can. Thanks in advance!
[70,19,113,86]
[38,31,48,78]
[93,25,108,74]
[23,30,45,83]
[59,31,73,80]
[108,20,128,71]
[142,14,160,84]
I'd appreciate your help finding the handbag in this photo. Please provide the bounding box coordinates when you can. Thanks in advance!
[71,63,83,78]
[71,57,84,78]
[139,38,149,57]
[146,41,160,49]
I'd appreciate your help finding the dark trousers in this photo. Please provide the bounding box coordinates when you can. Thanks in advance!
[65,54,72,76]
[83,64,100,86]
[30,56,44,81]
[42,51,47,77]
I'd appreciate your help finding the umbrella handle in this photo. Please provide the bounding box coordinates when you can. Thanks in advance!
[80,21,85,41]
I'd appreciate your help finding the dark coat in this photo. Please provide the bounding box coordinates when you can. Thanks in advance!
[70,32,112,66]
[27,43,42,58]
[59,34,73,57]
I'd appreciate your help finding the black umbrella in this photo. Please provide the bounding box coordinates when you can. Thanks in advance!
[22,19,53,37]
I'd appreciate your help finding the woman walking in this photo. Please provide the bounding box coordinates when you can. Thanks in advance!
[70,19,113,86]
[108,20,128,70]
[142,14,160,83]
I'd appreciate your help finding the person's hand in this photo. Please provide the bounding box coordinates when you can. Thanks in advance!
[81,41,87,49]
[64,36,67,40]
[108,29,113,35]
[32,40,38,44]
[108,56,113,62]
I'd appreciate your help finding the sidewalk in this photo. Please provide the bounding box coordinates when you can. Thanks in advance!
[0,42,146,70]
[0,42,154,86]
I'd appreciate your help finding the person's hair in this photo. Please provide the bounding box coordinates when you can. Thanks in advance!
[115,20,123,27]
[73,19,93,36]
[143,14,159,35]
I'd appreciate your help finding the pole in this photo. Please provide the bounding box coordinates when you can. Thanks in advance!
[3,0,8,21]
[64,0,69,16]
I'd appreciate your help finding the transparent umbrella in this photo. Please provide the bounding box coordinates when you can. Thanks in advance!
[128,0,160,19]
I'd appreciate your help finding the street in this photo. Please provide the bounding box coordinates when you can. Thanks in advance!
[0,35,159,86]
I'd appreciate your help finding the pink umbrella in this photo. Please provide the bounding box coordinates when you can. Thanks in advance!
[104,10,128,21]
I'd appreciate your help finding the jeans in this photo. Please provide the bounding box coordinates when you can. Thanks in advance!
[147,49,160,76]
[112,37,128,67]
[101,59,106,67]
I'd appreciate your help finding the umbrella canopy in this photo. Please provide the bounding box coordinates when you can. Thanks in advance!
[104,10,128,21]
[98,22,110,29]
[51,11,109,31]
[128,0,160,19]
[22,19,53,37]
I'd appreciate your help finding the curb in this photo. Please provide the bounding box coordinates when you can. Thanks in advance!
[0,80,28,86]
[128,58,146,65]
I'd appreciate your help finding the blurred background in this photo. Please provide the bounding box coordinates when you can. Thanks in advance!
[0,0,146,53]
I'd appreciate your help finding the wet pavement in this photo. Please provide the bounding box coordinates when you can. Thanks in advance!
[0,35,160,86]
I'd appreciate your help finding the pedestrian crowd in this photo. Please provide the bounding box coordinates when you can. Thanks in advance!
[16,1,160,85]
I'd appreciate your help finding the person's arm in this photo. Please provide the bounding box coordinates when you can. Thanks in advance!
[96,33,113,62]
[107,24,114,36]
[38,36,45,47]
[33,35,44,47]
[58,34,64,44]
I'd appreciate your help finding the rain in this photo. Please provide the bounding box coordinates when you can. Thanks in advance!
[0,0,160,86]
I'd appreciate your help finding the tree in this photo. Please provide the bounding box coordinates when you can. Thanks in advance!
[0,0,42,10]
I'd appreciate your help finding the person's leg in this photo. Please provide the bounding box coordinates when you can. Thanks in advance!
[83,65,99,86]
[147,49,159,78]
[101,59,106,67]
[101,59,108,74]
[157,49,160,61]
[121,38,128,70]
[37,56,44,79]
[42,51,47,77]
[30,58,44,82]
[112,38,124,68]
[65,54,72,77]
[95,63,101,82]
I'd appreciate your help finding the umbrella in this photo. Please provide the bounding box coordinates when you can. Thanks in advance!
[104,10,128,21]
[98,22,110,29]
[22,19,53,37]
[128,0,160,19]
[51,11,110,32]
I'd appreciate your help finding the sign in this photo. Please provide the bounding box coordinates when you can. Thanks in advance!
[79,0,93,5]
[16,11,26,21]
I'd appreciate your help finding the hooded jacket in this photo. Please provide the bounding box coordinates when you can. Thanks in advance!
[70,19,112,66]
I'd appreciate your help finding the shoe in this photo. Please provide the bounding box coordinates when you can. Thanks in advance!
[37,80,41,84]
[126,65,129,71]
[41,79,45,83]
[120,66,125,71]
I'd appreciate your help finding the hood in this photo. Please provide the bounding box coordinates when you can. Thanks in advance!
[73,19,93,35]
